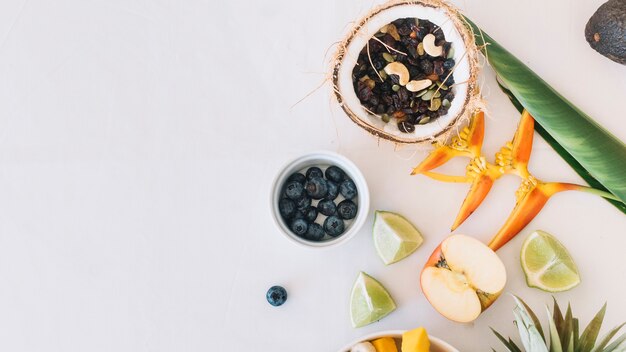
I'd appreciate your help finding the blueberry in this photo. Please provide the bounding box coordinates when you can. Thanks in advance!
[305,223,325,241]
[324,216,345,237]
[337,199,358,220]
[295,195,311,210]
[318,199,337,216]
[284,181,304,200]
[290,218,308,237]
[305,177,328,199]
[279,198,296,219]
[292,210,305,220]
[286,172,306,184]
[444,75,455,86]
[266,286,287,307]
[339,179,358,200]
[325,180,339,200]
[325,166,345,183]
[306,167,324,180]
[443,59,455,70]
[304,206,318,223]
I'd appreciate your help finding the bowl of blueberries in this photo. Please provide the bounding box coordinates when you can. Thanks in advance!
[270,151,370,248]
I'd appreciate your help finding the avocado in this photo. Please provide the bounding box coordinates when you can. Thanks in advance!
[585,0,626,65]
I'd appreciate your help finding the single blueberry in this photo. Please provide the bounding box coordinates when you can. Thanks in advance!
[337,199,358,220]
[305,177,328,199]
[304,206,318,223]
[266,286,288,307]
[286,172,306,184]
[295,195,312,210]
[284,180,304,200]
[339,179,358,200]
[305,223,325,241]
[290,218,308,237]
[324,166,345,183]
[292,210,305,220]
[278,198,296,219]
[324,216,345,237]
[325,180,339,200]
[305,167,323,180]
[443,59,455,70]
[318,199,337,216]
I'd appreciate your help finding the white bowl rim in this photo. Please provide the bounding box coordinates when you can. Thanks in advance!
[269,150,370,249]
[337,329,460,352]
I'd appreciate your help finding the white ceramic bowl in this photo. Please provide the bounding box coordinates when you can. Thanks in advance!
[270,151,370,248]
[337,330,460,352]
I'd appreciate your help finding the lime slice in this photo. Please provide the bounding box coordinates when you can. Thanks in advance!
[521,230,580,292]
[373,211,424,265]
[350,272,396,328]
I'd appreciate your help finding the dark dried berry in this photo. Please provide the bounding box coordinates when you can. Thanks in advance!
[443,59,455,70]
[356,81,374,101]
[419,60,434,74]
[398,120,416,133]
[433,60,444,76]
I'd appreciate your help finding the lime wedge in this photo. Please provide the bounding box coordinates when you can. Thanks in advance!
[521,230,580,292]
[373,211,424,265]
[350,272,396,328]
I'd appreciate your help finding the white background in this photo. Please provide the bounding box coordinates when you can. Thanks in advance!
[0,0,625,351]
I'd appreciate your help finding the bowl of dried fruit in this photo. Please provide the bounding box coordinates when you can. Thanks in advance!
[332,0,481,144]
[270,151,370,249]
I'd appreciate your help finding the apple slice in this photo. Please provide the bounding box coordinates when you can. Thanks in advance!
[420,234,506,323]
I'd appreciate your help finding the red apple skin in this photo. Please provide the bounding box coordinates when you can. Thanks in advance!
[423,243,443,268]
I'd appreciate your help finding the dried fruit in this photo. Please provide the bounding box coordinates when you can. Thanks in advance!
[349,17,457,133]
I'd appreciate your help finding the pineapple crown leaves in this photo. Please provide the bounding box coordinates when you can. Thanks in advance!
[492,296,626,352]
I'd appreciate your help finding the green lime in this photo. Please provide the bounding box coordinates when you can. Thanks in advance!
[373,211,424,265]
[350,272,396,328]
[521,230,580,292]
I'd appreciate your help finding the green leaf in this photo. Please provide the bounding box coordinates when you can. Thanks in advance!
[592,323,626,352]
[495,79,626,214]
[515,295,545,342]
[603,333,626,352]
[554,298,565,334]
[562,304,574,351]
[578,303,607,352]
[465,18,626,205]
[512,296,550,352]
[492,327,523,352]
[547,307,564,352]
